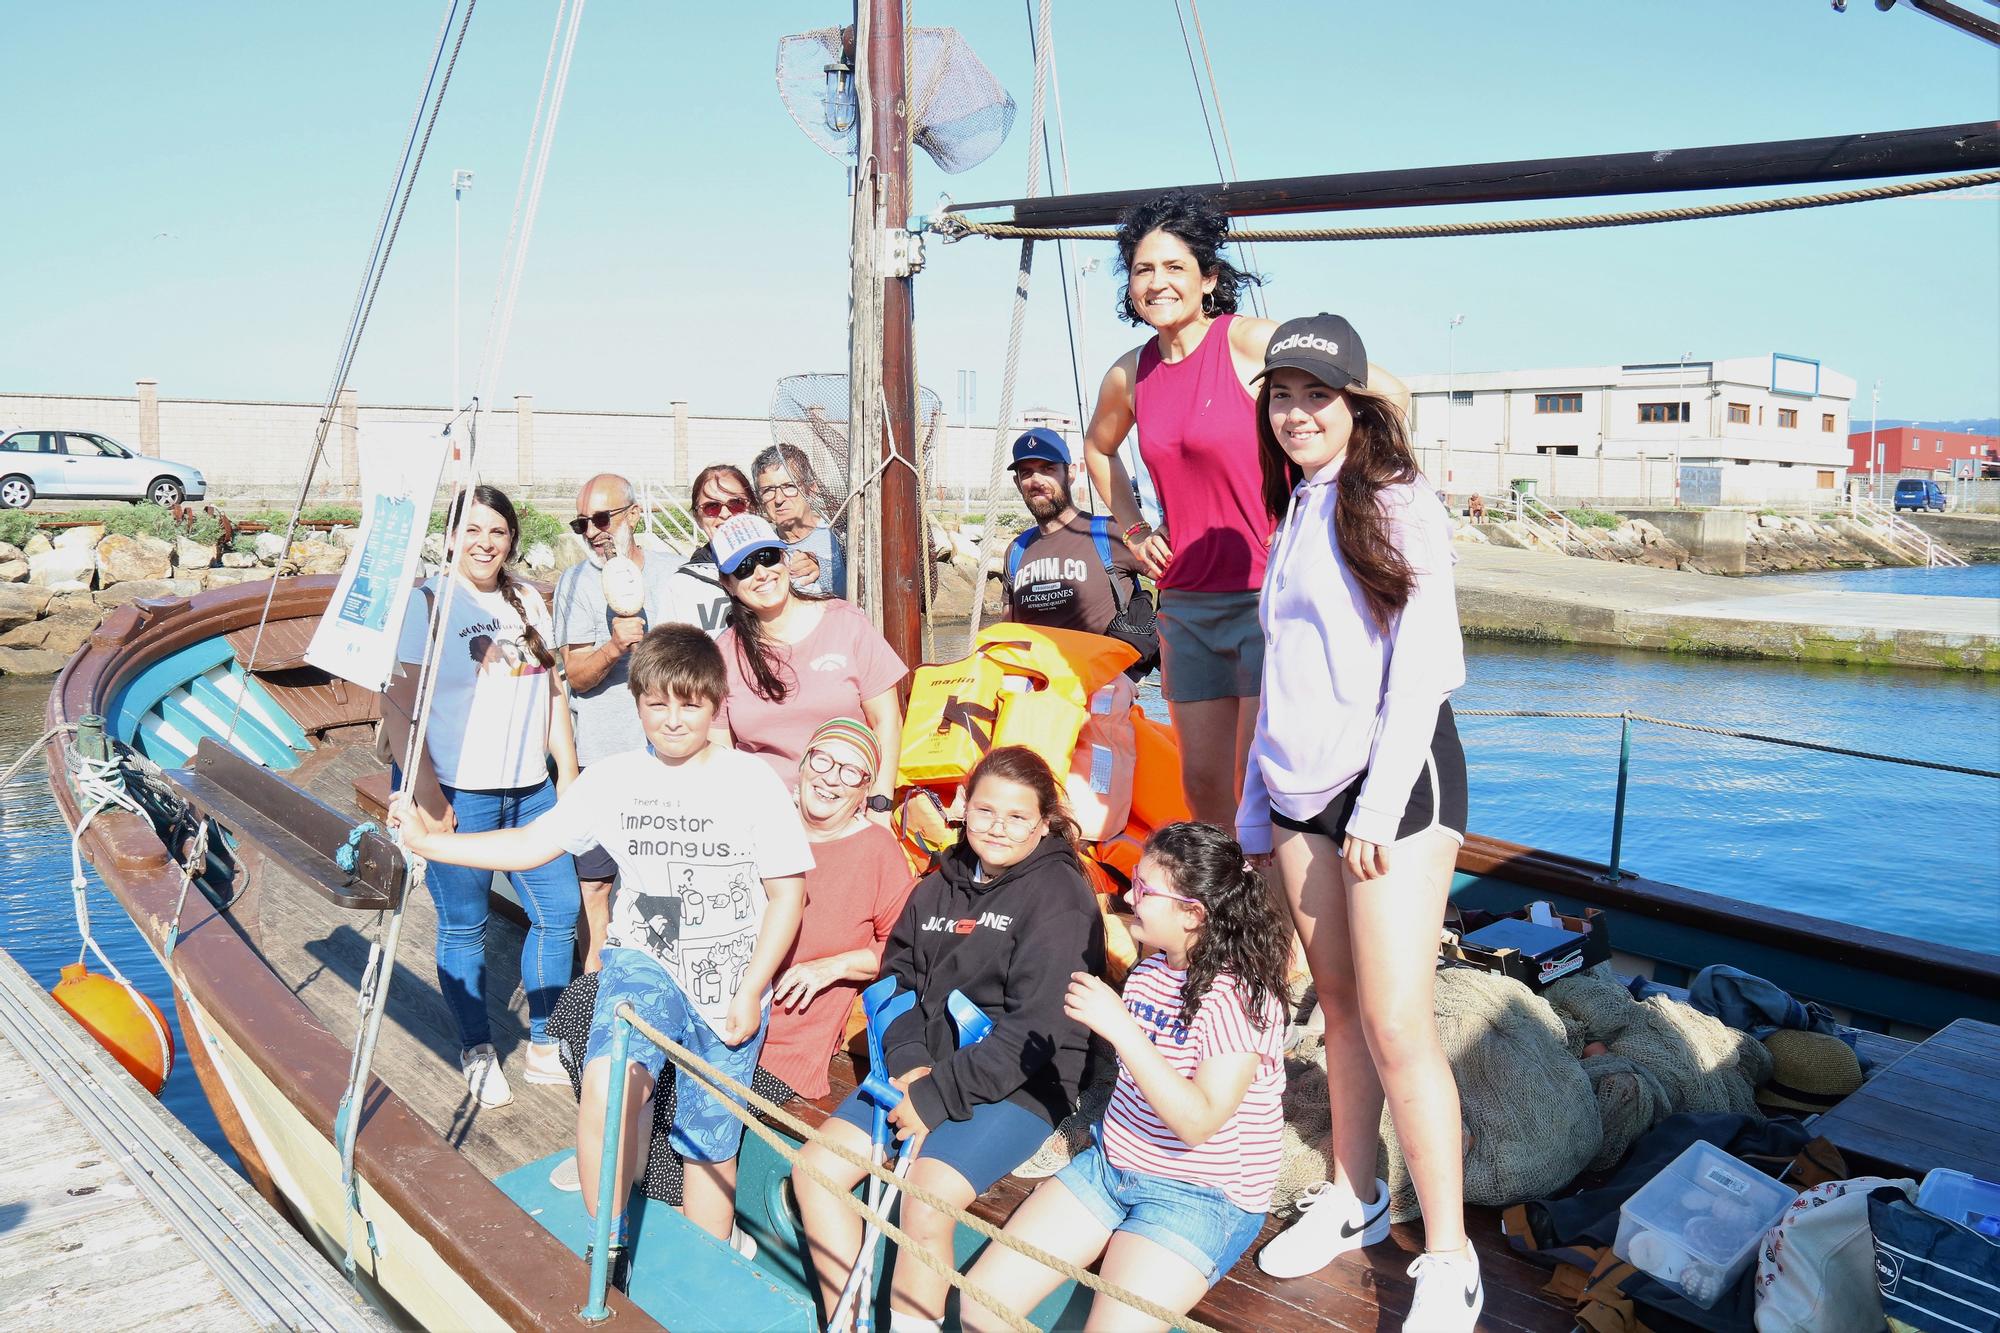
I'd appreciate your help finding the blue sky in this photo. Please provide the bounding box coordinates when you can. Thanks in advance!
[5,1,1997,426]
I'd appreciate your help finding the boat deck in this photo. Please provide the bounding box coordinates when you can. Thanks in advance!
[251,738,1575,1330]
[0,948,382,1333]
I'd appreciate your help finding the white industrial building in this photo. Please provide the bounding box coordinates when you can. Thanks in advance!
[1404,354,1856,506]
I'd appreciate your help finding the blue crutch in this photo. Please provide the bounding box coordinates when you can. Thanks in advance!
[829,977,915,1332]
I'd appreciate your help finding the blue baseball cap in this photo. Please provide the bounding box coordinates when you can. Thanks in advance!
[1009,427,1071,469]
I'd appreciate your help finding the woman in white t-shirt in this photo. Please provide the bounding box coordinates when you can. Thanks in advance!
[960,821,1291,1332]
[382,484,580,1109]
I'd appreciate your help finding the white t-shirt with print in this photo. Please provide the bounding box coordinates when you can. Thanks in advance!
[538,747,815,1033]
[396,575,555,790]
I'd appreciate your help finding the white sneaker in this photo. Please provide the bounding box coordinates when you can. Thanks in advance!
[549,1154,581,1192]
[1256,1176,1390,1279]
[728,1224,757,1262]
[523,1040,568,1086]
[460,1043,513,1107]
[1404,1246,1482,1332]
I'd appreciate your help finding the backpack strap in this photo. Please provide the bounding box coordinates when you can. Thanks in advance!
[1005,528,1036,584]
[1088,514,1130,614]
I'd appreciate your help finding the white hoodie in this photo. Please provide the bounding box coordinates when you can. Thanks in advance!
[1234,469,1464,855]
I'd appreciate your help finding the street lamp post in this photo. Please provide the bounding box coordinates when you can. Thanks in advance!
[452,169,474,415]
[1446,314,1465,488]
[1674,350,1691,507]
[1870,377,1882,503]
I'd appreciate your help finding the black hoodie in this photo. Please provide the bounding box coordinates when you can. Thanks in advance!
[880,833,1106,1130]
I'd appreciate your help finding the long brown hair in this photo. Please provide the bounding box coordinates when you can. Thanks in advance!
[1142,822,1291,1033]
[448,484,556,671]
[1256,380,1420,630]
[964,745,1083,862]
[724,578,834,703]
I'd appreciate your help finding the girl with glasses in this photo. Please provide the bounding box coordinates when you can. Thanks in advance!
[962,821,1291,1332]
[708,513,906,815]
[794,747,1107,1332]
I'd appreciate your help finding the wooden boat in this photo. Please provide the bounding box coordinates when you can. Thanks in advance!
[41,574,2000,1330]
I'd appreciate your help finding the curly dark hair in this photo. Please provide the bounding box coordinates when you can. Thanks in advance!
[1113,188,1263,326]
[1142,822,1291,1033]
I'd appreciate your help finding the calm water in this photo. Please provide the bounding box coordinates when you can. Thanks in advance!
[2,620,1995,1149]
[1748,563,2000,598]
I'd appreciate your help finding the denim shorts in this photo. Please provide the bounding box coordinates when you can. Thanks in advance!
[1156,588,1263,703]
[1054,1142,1264,1284]
[828,1088,1051,1195]
[584,947,766,1164]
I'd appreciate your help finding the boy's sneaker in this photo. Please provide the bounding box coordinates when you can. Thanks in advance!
[1256,1176,1390,1278]
[524,1040,568,1086]
[1404,1246,1482,1332]
[460,1043,513,1108]
[728,1224,758,1262]
[583,1241,631,1294]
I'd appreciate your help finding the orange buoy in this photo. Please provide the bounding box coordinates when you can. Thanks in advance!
[51,963,174,1095]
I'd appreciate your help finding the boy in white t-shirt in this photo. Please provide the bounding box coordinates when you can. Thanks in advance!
[395,624,810,1269]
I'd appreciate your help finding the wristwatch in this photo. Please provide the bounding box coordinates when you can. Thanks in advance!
[865,795,894,814]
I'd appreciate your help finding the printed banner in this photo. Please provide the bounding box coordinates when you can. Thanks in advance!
[304,422,453,691]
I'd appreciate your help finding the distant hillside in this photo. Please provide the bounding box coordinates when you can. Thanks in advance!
[1872,418,2000,436]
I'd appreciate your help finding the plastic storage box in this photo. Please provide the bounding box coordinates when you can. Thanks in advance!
[1613,1140,1793,1307]
[1917,1168,2000,1238]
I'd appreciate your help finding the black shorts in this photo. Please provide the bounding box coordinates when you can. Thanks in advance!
[1271,702,1468,845]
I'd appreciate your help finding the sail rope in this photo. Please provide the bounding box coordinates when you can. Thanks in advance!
[1175,0,1266,318]
[963,0,1054,650]
[1456,708,2000,779]
[219,0,478,755]
[1022,0,1089,433]
[927,168,2000,242]
[609,1001,1226,1333]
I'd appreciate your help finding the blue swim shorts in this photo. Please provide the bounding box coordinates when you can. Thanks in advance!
[828,1087,1051,1195]
[584,947,766,1164]
[1054,1140,1264,1284]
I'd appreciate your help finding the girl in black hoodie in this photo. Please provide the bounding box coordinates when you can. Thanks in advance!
[795,746,1106,1331]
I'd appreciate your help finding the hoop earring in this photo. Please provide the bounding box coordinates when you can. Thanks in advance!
[1201,291,1218,315]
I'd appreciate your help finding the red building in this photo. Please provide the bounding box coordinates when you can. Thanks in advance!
[1847,425,2000,477]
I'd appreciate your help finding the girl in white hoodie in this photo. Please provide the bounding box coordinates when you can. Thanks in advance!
[1234,314,1480,1332]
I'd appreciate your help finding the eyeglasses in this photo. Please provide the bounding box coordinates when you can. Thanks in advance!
[569,502,635,535]
[804,748,869,788]
[1130,876,1202,909]
[727,546,785,580]
[759,482,803,502]
[964,807,1040,841]
[697,496,751,520]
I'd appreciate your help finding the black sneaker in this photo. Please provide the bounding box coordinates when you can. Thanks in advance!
[583,1241,632,1293]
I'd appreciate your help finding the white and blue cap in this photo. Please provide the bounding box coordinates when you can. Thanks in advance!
[1253,313,1368,391]
[1009,427,1072,469]
[710,513,787,576]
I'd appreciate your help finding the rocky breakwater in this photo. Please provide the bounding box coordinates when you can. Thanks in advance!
[1465,514,1694,570]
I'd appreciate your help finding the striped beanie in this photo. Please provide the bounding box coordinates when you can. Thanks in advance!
[806,717,882,779]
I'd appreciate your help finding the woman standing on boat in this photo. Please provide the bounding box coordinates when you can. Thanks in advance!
[1080,189,1276,828]
[709,513,905,815]
[382,484,581,1109]
[1234,315,1478,1331]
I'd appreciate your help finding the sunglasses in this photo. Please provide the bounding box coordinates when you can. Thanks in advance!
[697,496,752,520]
[1129,876,1202,909]
[569,502,635,535]
[727,545,785,580]
[804,748,870,788]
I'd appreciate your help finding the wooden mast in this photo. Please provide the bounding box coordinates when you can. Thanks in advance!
[852,0,922,667]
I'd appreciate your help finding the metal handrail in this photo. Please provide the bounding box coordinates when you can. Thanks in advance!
[1836,493,1969,568]
[1456,708,1999,884]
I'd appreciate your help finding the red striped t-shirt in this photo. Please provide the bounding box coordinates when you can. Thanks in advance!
[1100,957,1286,1211]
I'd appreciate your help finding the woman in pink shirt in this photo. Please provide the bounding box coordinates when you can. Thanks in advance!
[960,821,1291,1331]
[1080,190,1278,827]
[707,514,906,817]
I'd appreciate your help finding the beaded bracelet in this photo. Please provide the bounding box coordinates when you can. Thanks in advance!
[1123,520,1151,544]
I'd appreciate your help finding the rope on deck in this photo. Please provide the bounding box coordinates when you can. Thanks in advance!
[611,1002,1225,1333]
[927,168,2000,242]
[1455,709,2000,779]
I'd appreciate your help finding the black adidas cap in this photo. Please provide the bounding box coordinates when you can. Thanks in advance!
[1252,313,1368,391]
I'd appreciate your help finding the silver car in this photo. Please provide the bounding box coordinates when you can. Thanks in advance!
[0,430,208,509]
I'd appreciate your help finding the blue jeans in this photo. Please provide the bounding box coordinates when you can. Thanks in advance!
[1054,1139,1265,1284]
[426,778,579,1047]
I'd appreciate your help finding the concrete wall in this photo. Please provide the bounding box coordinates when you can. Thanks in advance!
[1616,508,1749,575]
[1904,513,2000,561]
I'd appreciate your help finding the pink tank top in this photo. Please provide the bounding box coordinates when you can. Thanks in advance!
[1134,313,1274,593]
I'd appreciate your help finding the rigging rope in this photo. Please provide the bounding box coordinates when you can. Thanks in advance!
[1455,708,2000,779]
[610,1002,1225,1333]
[1023,0,1088,434]
[928,168,2000,242]
[1179,0,1266,318]
[964,0,1054,650]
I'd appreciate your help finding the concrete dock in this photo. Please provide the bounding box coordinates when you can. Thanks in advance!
[0,949,384,1332]
[1455,543,1999,671]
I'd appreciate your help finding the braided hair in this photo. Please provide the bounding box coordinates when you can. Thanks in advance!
[1143,822,1291,1033]
[449,484,556,671]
